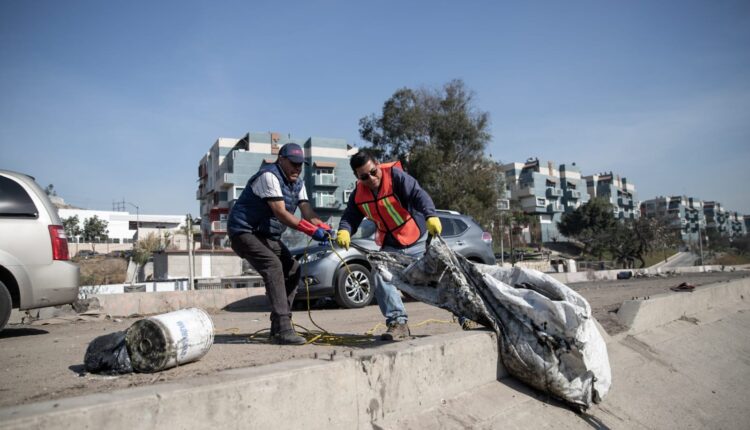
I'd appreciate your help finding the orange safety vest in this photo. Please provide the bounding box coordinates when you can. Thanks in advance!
[354,161,421,247]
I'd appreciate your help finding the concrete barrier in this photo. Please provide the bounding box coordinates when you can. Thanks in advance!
[0,331,502,430]
[90,288,267,317]
[617,277,750,333]
[548,264,737,284]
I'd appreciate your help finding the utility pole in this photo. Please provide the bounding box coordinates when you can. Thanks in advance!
[698,225,704,270]
[497,199,510,266]
[187,214,194,290]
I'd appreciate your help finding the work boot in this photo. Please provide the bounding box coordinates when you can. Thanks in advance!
[380,322,411,341]
[272,329,306,345]
[269,319,280,338]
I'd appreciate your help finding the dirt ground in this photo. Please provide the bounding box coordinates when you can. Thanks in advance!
[75,256,127,285]
[0,270,747,408]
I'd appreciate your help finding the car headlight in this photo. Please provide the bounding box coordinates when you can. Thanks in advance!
[300,250,329,264]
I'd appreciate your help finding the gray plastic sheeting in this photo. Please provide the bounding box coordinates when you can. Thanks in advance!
[367,238,611,409]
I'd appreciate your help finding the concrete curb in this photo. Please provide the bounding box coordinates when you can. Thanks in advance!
[90,288,268,317]
[616,277,750,333]
[0,331,502,430]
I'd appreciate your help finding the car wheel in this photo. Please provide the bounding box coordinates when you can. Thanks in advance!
[0,280,12,331]
[334,264,374,309]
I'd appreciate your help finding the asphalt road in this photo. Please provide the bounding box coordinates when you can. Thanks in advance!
[1,270,748,408]
[656,251,698,269]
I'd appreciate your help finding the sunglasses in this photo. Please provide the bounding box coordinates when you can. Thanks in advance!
[358,167,379,181]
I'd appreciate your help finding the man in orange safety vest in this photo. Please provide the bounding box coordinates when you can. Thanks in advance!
[336,150,442,340]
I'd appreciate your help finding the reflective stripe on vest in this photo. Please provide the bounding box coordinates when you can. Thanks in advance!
[354,162,421,247]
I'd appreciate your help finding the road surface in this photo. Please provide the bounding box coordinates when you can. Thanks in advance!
[0,270,747,408]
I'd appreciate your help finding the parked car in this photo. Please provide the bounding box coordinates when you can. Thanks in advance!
[286,210,494,309]
[0,170,80,330]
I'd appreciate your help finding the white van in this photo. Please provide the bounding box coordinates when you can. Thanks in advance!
[0,170,80,330]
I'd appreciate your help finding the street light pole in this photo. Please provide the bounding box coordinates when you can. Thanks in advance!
[187,214,194,290]
[125,202,140,243]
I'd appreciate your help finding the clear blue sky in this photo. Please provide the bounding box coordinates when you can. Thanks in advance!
[2,1,749,216]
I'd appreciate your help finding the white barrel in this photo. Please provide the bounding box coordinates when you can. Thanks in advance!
[125,308,214,373]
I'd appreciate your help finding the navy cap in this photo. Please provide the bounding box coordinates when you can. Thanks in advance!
[278,143,305,164]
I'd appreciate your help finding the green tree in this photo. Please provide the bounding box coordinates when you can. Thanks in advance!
[131,233,163,283]
[557,198,617,258]
[605,222,639,268]
[359,79,504,226]
[706,228,731,252]
[61,215,82,241]
[82,215,109,250]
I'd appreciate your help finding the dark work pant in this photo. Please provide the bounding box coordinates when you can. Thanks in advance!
[230,232,301,333]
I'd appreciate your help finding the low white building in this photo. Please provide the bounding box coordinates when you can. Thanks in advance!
[57,208,186,245]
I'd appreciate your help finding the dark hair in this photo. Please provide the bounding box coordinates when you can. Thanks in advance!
[350,149,378,171]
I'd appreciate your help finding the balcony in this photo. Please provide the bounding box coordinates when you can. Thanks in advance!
[313,196,340,209]
[547,203,564,213]
[617,197,632,207]
[515,185,535,197]
[546,188,563,198]
[211,221,227,233]
[313,176,338,187]
[214,172,246,189]
[565,190,581,199]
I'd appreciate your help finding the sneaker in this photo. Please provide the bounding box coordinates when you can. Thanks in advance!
[272,329,306,345]
[380,322,411,341]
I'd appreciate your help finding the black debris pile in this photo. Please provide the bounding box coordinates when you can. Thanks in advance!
[83,331,133,375]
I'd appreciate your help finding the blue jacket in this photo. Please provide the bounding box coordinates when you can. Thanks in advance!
[227,163,304,240]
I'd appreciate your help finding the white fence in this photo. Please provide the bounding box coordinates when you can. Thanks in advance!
[78,279,190,299]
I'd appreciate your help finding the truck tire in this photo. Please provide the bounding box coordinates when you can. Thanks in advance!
[0,280,12,331]
[334,264,374,309]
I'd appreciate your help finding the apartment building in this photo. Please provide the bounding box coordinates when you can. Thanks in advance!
[728,211,748,238]
[559,163,590,211]
[501,158,590,242]
[703,201,728,236]
[583,172,639,220]
[197,131,358,248]
[640,196,705,242]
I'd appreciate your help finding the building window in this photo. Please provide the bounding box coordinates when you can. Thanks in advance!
[536,198,546,207]
[315,167,336,185]
[314,191,337,208]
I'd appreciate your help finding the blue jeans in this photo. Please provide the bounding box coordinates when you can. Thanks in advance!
[374,239,426,326]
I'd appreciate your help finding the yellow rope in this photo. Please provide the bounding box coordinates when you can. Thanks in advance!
[220,233,459,346]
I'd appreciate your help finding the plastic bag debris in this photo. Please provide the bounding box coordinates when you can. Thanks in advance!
[83,331,133,375]
[366,237,612,409]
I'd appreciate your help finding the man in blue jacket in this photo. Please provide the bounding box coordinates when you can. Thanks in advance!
[228,143,332,345]
[336,150,442,341]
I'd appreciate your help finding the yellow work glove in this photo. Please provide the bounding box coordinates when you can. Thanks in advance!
[426,216,442,236]
[336,229,351,250]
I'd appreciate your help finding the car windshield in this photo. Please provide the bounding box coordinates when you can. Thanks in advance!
[281,219,377,249]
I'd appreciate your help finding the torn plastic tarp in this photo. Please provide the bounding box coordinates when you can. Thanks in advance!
[366,237,612,409]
